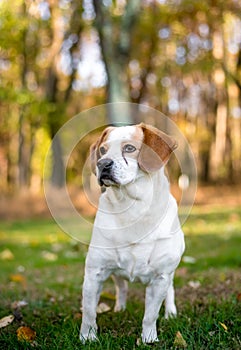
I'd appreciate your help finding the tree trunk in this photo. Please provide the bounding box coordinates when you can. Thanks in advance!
[45,1,83,188]
[93,0,141,125]
[46,68,65,188]
[18,112,29,188]
[50,133,65,188]
[18,1,30,189]
[224,47,241,182]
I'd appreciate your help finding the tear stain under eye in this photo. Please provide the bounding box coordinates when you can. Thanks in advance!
[122,150,128,165]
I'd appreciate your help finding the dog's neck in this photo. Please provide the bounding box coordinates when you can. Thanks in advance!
[92,167,179,247]
[98,167,171,227]
[105,167,169,202]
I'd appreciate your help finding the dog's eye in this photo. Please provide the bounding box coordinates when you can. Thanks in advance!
[99,146,107,155]
[123,144,136,153]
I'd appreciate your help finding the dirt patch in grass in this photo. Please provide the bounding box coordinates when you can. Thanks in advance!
[176,270,241,309]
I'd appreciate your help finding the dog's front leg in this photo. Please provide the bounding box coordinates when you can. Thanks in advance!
[142,274,171,344]
[80,267,104,343]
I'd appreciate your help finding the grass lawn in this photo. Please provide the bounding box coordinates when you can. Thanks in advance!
[0,205,240,349]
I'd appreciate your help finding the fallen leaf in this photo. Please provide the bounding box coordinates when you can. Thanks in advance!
[100,291,116,301]
[73,313,82,320]
[173,331,187,348]
[188,280,201,289]
[0,249,14,260]
[208,331,215,337]
[219,322,228,332]
[17,265,25,273]
[96,302,111,314]
[182,256,196,264]
[0,315,15,328]
[17,326,36,342]
[237,293,241,302]
[10,274,27,288]
[11,300,28,309]
[41,251,58,261]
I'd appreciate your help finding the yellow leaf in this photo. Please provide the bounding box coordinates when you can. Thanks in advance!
[0,249,14,260]
[219,322,228,331]
[17,326,36,342]
[173,331,187,348]
[0,315,14,329]
[10,274,27,288]
[96,302,111,314]
[41,251,58,261]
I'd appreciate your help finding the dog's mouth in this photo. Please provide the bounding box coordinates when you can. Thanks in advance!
[99,173,118,187]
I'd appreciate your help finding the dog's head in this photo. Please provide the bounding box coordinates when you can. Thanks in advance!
[90,123,177,187]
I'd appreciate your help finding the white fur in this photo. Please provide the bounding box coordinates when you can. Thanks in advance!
[107,125,138,142]
[80,126,185,344]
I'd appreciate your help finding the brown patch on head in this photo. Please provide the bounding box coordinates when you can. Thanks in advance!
[137,123,178,172]
[119,126,144,161]
[90,126,114,174]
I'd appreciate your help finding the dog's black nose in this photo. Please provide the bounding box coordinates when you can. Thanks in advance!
[97,158,114,173]
[97,159,114,186]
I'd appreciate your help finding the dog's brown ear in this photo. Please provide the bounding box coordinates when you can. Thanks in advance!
[138,123,177,172]
[90,141,98,175]
[90,127,114,174]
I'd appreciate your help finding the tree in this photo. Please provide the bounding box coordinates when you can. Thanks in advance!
[93,0,141,124]
[1,0,241,191]
[42,0,84,187]
[0,0,84,189]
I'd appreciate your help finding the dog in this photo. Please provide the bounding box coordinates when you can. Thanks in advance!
[80,123,185,344]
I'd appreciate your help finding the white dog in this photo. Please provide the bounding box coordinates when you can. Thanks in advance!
[80,123,185,344]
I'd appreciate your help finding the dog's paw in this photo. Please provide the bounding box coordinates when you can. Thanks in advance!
[79,333,98,344]
[165,304,177,319]
[114,303,126,312]
[79,327,98,343]
[141,327,159,344]
[141,336,159,344]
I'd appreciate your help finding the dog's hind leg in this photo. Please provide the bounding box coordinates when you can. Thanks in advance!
[112,275,128,312]
[164,272,177,319]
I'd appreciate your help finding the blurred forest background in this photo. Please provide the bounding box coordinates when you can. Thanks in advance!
[0,0,241,206]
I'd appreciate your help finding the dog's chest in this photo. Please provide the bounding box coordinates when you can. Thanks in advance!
[113,243,159,284]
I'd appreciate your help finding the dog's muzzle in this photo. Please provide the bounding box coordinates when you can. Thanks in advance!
[97,158,116,186]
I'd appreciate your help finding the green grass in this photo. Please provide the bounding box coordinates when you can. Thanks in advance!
[0,206,240,349]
